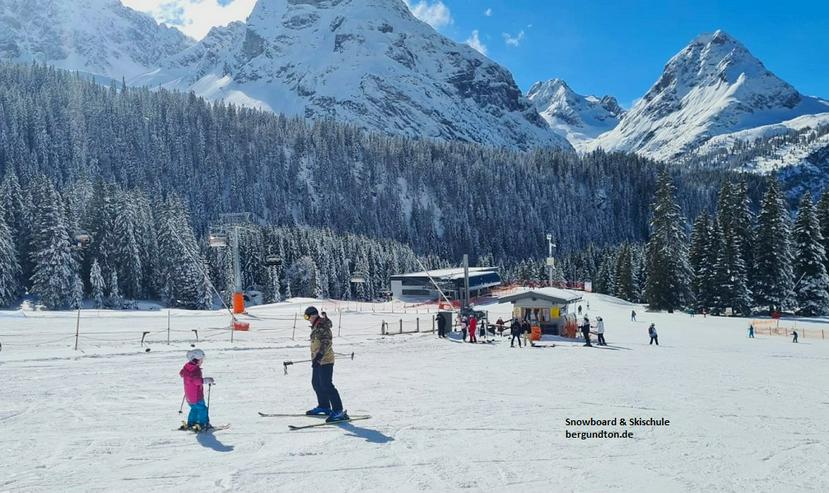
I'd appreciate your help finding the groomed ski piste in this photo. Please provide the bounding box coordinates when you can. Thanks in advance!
[2,291,828,492]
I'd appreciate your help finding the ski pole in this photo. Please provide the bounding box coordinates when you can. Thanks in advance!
[207,383,213,409]
[283,359,313,375]
[178,394,185,414]
[334,351,355,360]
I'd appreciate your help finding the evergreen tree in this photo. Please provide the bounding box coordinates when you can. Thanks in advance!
[90,259,105,308]
[1,169,32,290]
[645,171,692,311]
[29,180,79,309]
[791,193,829,316]
[753,179,794,313]
[816,192,829,275]
[0,205,20,306]
[614,244,634,301]
[712,219,753,316]
[109,271,122,308]
[688,213,711,311]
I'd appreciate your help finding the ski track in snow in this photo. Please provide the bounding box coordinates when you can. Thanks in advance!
[2,293,829,492]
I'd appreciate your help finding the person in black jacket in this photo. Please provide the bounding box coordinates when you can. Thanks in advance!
[437,313,447,338]
[510,318,522,348]
[648,323,659,345]
[581,316,592,347]
[521,319,531,348]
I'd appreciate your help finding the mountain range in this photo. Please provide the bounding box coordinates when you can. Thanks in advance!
[0,1,827,167]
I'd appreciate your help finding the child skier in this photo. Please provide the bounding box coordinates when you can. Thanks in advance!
[648,323,659,346]
[179,349,214,431]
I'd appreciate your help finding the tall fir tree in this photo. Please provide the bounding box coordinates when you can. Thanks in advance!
[712,219,753,316]
[688,213,711,311]
[1,170,33,290]
[753,179,794,313]
[613,244,634,301]
[645,170,692,311]
[29,179,80,309]
[791,193,829,316]
[0,204,21,306]
[90,258,105,308]
[816,192,829,276]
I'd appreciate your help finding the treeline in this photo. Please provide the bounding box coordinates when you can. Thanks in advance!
[553,173,829,316]
[0,172,438,309]
[0,62,760,262]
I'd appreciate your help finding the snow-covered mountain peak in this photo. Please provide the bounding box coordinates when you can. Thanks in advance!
[0,0,193,81]
[589,30,829,161]
[138,0,571,151]
[527,78,624,150]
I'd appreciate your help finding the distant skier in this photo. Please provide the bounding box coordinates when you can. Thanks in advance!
[792,330,798,343]
[748,324,755,338]
[631,310,637,322]
[469,314,478,343]
[596,316,607,346]
[496,317,506,337]
[437,313,447,338]
[304,306,349,423]
[578,305,583,316]
[510,318,522,348]
[581,316,592,347]
[179,349,214,431]
[460,316,468,341]
[648,323,659,345]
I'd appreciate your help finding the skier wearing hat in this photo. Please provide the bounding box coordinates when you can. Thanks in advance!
[179,349,214,431]
[304,306,349,423]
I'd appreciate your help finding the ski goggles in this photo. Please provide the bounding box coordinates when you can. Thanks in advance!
[304,314,311,320]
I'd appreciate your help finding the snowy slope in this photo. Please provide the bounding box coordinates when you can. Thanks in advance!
[0,0,192,81]
[3,293,829,491]
[131,0,571,152]
[589,30,829,161]
[693,112,829,172]
[527,79,624,151]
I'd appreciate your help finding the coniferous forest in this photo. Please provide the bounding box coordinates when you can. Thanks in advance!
[1,62,825,312]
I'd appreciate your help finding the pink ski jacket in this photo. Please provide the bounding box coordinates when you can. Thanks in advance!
[180,361,204,404]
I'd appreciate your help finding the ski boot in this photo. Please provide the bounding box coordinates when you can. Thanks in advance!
[325,410,350,423]
[179,421,191,431]
[306,406,332,416]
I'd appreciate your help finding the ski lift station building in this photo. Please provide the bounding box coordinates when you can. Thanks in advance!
[498,288,583,336]
[389,267,501,301]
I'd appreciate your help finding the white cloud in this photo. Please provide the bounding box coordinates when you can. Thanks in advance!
[404,0,453,29]
[484,8,493,17]
[465,30,487,55]
[121,0,258,40]
[503,30,525,47]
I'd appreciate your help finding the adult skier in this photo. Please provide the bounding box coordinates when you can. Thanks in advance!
[178,349,214,431]
[496,317,506,337]
[437,312,447,338]
[510,318,522,348]
[304,306,349,423]
[581,316,592,347]
[521,319,531,348]
[648,323,659,345]
[792,330,798,343]
[468,314,478,343]
[631,310,637,322]
[748,325,755,339]
[596,316,607,346]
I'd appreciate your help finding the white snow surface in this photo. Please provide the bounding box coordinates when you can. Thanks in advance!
[3,292,829,491]
[588,30,829,161]
[527,79,624,151]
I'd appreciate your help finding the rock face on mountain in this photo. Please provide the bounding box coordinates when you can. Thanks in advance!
[135,0,572,151]
[0,0,192,81]
[589,30,829,161]
[527,78,624,150]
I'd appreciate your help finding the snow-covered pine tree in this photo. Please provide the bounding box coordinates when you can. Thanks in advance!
[791,193,829,316]
[0,205,21,306]
[729,181,756,290]
[268,265,282,303]
[155,196,209,308]
[753,179,794,313]
[1,170,32,290]
[688,213,711,311]
[817,192,829,275]
[713,218,753,316]
[645,170,692,311]
[90,258,105,308]
[29,179,79,310]
[614,244,634,301]
[113,192,142,299]
[109,270,122,308]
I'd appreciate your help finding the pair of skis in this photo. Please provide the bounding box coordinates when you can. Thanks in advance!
[258,411,371,430]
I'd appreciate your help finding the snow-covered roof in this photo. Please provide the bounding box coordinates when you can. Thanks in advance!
[499,288,583,304]
[391,267,497,280]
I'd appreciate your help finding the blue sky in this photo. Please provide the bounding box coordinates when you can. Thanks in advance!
[125,0,829,107]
